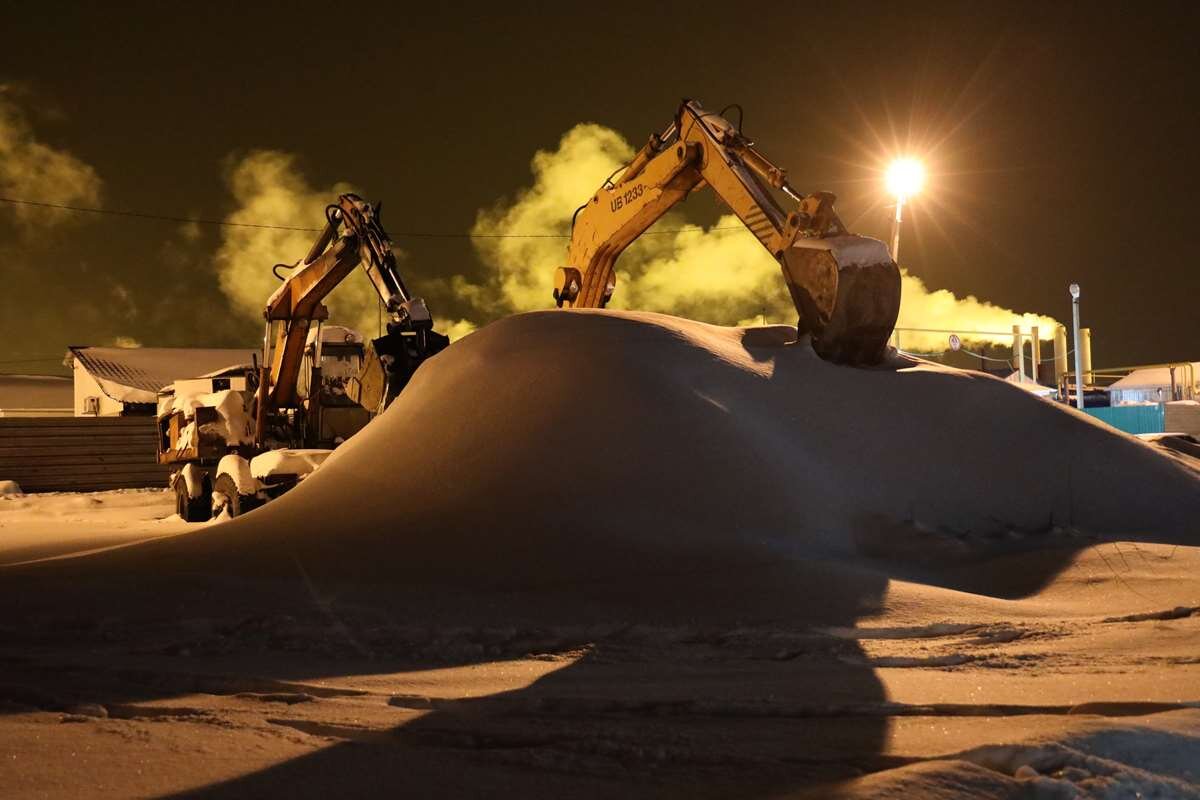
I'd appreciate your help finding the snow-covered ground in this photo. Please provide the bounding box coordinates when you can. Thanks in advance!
[0,487,184,565]
[0,310,1197,798]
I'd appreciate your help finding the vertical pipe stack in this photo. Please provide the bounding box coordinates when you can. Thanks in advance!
[1012,325,1025,381]
[1071,290,1084,410]
[1054,326,1068,382]
[1031,326,1040,383]
[1081,327,1094,385]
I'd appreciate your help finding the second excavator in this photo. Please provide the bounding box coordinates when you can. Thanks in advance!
[157,193,448,521]
[553,100,902,365]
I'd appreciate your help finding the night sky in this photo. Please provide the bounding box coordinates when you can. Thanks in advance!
[2,1,1198,373]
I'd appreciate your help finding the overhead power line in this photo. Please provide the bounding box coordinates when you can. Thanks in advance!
[1,196,322,232]
[0,196,745,239]
[958,348,1017,363]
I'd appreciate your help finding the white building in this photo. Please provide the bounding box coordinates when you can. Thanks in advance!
[66,347,257,416]
[1108,363,1200,406]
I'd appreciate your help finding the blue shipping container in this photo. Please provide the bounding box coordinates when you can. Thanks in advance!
[1084,405,1165,435]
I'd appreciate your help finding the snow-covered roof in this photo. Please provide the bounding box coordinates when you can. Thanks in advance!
[66,346,257,403]
[1109,363,1200,391]
[1003,371,1056,397]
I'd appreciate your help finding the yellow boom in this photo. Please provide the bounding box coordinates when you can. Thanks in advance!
[554,100,901,365]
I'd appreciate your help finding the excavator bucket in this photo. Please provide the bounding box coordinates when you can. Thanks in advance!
[779,235,901,365]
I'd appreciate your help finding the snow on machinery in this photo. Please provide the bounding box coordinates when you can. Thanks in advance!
[553,99,902,365]
[157,194,448,521]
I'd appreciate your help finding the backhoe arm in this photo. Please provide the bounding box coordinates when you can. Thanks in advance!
[260,194,435,411]
[554,100,901,365]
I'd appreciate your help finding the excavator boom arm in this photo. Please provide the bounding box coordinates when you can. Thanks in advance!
[263,236,360,408]
[261,194,433,411]
[555,100,900,365]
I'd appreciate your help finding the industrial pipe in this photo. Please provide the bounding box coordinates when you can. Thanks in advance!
[1081,327,1093,385]
[1053,326,1068,384]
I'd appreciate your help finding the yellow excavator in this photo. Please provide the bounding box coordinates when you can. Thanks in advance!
[254,193,446,444]
[553,100,901,365]
[157,193,447,521]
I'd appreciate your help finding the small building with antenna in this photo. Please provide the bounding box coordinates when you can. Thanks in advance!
[66,346,256,417]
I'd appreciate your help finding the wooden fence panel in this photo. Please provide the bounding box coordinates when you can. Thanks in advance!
[0,417,170,493]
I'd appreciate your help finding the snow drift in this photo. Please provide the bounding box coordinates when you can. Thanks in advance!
[204,309,1198,583]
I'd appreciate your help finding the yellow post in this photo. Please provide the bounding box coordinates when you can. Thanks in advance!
[1080,327,1094,385]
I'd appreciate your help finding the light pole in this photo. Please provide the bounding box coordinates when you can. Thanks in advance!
[886,158,925,261]
[1070,283,1084,409]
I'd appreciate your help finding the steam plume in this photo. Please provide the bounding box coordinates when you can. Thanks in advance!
[895,275,1060,350]
[0,88,101,227]
[470,124,636,312]
[215,152,396,341]
[215,152,476,342]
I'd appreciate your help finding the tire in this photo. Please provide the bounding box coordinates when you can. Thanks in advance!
[213,473,260,519]
[175,474,212,523]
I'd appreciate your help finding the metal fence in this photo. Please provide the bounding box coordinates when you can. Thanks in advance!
[0,416,168,493]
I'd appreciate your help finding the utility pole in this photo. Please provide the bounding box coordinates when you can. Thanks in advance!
[1070,283,1084,409]
[891,198,904,262]
[886,159,924,262]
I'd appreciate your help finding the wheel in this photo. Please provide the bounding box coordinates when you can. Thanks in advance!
[175,474,212,523]
[212,473,261,519]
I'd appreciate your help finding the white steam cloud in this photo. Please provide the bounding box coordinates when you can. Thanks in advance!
[895,275,1059,350]
[215,151,377,335]
[0,88,101,227]
[215,151,475,342]
[465,124,1059,350]
[470,124,636,312]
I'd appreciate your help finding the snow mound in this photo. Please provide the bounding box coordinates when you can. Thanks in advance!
[224,310,1198,581]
